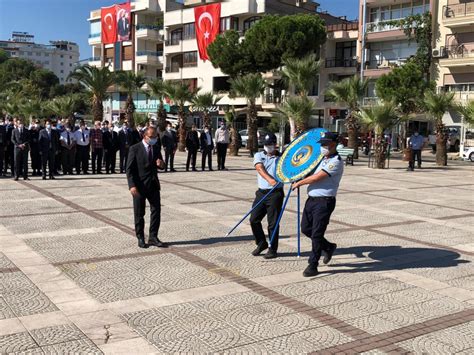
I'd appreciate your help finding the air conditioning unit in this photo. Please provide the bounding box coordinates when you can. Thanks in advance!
[432,47,447,58]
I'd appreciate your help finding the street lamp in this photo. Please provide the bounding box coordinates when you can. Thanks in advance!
[279,89,286,152]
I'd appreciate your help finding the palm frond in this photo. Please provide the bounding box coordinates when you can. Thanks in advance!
[280,54,321,96]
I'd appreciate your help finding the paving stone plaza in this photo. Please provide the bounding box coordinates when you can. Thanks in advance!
[0,152,473,354]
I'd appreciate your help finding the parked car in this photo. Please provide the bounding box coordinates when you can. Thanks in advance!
[446,126,461,152]
[239,129,269,148]
[462,146,474,162]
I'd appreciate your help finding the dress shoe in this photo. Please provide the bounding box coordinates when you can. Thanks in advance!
[303,264,319,277]
[42,176,46,180]
[192,168,198,172]
[23,177,30,180]
[148,238,168,248]
[14,177,19,181]
[263,249,278,259]
[251,242,268,256]
[323,243,337,265]
[209,168,214,171]
[138,238,148,248]
[171,169,177,172]
[49,176,55,180]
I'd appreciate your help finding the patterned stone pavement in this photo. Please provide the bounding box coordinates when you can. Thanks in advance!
[0,151,473,354]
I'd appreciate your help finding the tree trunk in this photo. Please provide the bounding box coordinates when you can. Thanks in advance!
[126,95,135,129]
[178,105,187,152]
[92,96,103,122]
[346,113,358,158]
[229,124,239,156]
[374,137,387,169]
[203,112,211,128]
[247,102,258,157]
[295,119,307,138]
[436,120,448,166]
[157,100,167,133]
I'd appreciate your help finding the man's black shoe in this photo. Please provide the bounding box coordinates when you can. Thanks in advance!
[148,238,168,248]
[323,243,337,265]
[14,177,19,181]
[263,249,277,259]
[138,238,148,248]
[251,242,268,256]
[23,177,30,180]
[303,264,319,277]
[192,168,198,172]
[42,176,46,180]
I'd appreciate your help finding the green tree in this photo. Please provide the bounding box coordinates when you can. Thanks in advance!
[223,106,240,156]
[192,92,219,128]
[278,96,315,140]
[0,49,9,64]
[229,73,266,156]
[68,64,115,122]
[458,100,474,126]
[48,95,80,127]
[115,70,146,129]
[280,54,321,97]
[29,69,59,99]
[326,76,368,158]
[166,82,198,151]
[146,79,169,132]
[423,90,456,166]
[208,14,326,76]
[357,102,399,169]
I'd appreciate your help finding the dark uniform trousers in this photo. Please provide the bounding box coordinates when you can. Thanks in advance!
[217,143,228,169]
[164,149,175,171]
[133,187,161,240]
[202,145,213,170]
[301,196,336,265]
[91,148,103,174]
[76,145,89,173]
[14,148,29,178]
[106,149,117,173]
[41,150,55,178]
[61,147,75,175]
[6,144,14,175]
[186,148,198,170]
[120,147,129,173]
[249,188,284,251]
[409,149,422,169]
[0,145,4,175]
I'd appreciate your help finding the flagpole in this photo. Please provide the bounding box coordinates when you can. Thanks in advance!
[297,187,301,258]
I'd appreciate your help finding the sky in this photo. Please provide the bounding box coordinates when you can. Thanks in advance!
[0,0,359,60]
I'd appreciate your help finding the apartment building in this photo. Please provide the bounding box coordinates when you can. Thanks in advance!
[0,32,79,84]
[433,0,474,127]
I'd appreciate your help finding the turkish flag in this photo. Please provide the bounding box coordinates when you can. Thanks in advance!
[101,5,117,45]
[194,3,221,61]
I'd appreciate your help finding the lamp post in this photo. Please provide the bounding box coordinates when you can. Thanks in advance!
[279,89,286,152]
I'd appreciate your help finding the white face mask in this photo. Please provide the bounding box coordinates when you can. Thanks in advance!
[264,145,275,154]
[204,129,209,133]
[166,127,171,132]
[414,132,419,136]
[321,146,329,156]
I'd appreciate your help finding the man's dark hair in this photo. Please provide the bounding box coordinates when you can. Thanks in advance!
[144,126,157,136]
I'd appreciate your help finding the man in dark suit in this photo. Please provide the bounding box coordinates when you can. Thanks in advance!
[117,12,130,39]
[186,124,200,172]
[126,126,167,249]
[38,119,59,180]
[103,122,119,174]
[0,118,6,177]
[29,119,42,176]
[119,122,132,173]
[162,121,177,172]
[11,118,30,181]
[200,125,214,171]
[4,117,15,176]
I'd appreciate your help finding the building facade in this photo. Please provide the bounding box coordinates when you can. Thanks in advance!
[0,32,80,84]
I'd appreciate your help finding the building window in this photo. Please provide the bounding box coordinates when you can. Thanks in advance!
[69,63,72,67]
[335,41,357,61]
[183,23,195,40]
[220,17,239,33]
[60,54,64,58]
[170,29,182,45]
[122,45,132,61]
[69,55,72,59]
[45,61,49,65]
[243,16,261,33]
[169,54,183,72]
[60,70,64,73]
[213,76,231,92]
[27,52,32,56]
[183,51,197,67]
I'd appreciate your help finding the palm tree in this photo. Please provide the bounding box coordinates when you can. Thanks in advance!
[280,54,321,97]
[166,82,198,151]
[357,101,399,169]
[423,90,456,166]
[19,98,46,125]
[192,92,219,128]
[68,64,115,122]
[278,96,315,139]
[146,78,169,132]
[229,73,266,156]
[458,100,474,126]
[116,70,146,129]
[326,76,368,159]
[48,95,79,127]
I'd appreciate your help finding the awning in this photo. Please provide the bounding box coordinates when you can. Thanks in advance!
[216,94,247,106]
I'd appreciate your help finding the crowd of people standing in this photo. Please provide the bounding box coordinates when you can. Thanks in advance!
[0,115,232,180]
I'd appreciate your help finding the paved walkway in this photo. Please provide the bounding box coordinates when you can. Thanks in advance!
[0,151,473,354]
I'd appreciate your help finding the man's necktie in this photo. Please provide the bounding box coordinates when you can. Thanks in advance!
[82,132,85,142]
[148,145,153,165]
[67,132,70,146]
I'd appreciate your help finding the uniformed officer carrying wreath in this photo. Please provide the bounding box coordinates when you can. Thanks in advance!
[249,133,284,259]
[291,132,344,277]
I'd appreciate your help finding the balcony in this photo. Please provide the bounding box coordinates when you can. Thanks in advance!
[326,22,358,41]
[440,43,474,68]
[362,97,381,106]
[88,56,101,67]
[88,33,101,45]
[136,50,163,66]
[443,3,474,28]
[363,58,409,78]
[165,64,181,73]
[135,24,164,41]
[325,58,358,68]
[366,21,406,42]
[450,91,474,103]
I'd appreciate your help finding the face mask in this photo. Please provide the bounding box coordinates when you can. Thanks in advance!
[148,137,157,145]
[321,146,329,156]
[46,124,51,129]
[122,126,127,130]
[264,145,275,154]
[414,132,419,136]
[19,124,24,129]
[204,129,209,133]
[166,127,171,132]
[66,128,71,132]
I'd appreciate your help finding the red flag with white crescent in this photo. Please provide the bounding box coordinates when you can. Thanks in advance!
[116,2,131,42]
[194,3,221,61]
[101,5,117,44]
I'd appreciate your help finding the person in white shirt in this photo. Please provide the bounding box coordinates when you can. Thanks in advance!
[60,124,76,175]
[74,121,90,174]
[215,122,230,170]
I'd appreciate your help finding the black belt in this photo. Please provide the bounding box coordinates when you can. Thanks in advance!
[259,188,283,193]
[308,196,335,201]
